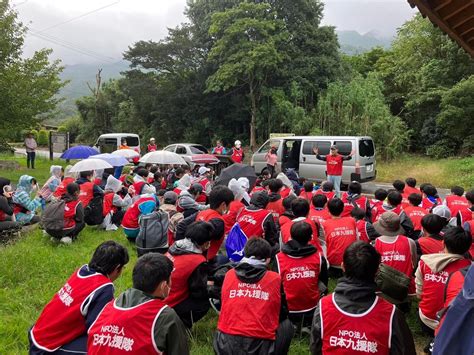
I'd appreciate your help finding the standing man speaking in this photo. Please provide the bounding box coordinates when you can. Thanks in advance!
[313,144,354,197]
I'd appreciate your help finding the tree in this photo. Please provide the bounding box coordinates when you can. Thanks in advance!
[0,1,64,147]
[437,75,474,154]
[206,2,288,149]
[314,74,409,159]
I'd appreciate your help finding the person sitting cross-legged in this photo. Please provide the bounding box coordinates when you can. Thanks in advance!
[87,253,189,354]
[166,221,214,328]
[29,241,129,354]
[214,237,294,355]
[415,227,471,343]
[310,241,416,355]
[275,221,328,329]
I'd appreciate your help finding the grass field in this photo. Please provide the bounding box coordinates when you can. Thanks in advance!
[0,153,448,354]
[376,154,474,188]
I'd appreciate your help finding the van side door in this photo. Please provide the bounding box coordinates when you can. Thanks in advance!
[299,140,331,182]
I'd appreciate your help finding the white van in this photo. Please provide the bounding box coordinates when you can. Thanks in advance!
[94,133,141,154]
[251,136,376,184]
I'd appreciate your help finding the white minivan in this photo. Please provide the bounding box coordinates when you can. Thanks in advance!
[251,136,376,184]
[94,133,141,154]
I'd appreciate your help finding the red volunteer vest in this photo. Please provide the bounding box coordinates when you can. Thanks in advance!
[356,220,371,243]
[375,236,415,294]
[320,294,395,355]
[250,186,265,195]
[309,208,331,225]
[223,200,245,234]
[64,200,81,230]
[280,187,292,199]
[322,217,358,267]
[315,189,336,200]
[237,208,272,239]
[78,181,94,207]
[132,181,146,195]
[418,258,471,321]
[280,218,321,251]
[404,205,427,231]
[103,192,116,217]
[87,298,166,354]
[0,209,5,221]
[54,177,75,198]
[370,199,383,210]
[147,143,157,152]
[458,207,473,224]
[325,155,344,176]
[31,267,112,352]
[299,191,314,202]
[279,214,293,228]
[231,148,243,163]
[372,205,402,223]
[165,252,206,307]
[341,195,368,217]
[276,252,321,312]
[213,146,224,155]
[93,178,102,186]
[404,186,421,196]
[418,236,444,255]
[122,196,156,229]
[422,197,442,212]
[218,269,281,340]
[196,209,225,260]
[267,198,285,219]
[445,195,469,217]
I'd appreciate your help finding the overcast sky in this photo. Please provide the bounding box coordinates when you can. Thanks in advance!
[14,0,417,65]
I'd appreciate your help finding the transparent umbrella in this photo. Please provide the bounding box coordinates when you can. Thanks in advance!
[140,151,187,165]
[70,159,113,173]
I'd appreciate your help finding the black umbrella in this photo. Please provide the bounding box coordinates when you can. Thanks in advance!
[215,163,258,189]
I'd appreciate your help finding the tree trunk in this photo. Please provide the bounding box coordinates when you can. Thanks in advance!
[249,82,257,151]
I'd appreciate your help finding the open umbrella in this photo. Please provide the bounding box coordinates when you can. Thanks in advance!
[70,159,113,173]
[111,149,140,159]
[140,151,187,165]
[189,154,220,165]
[215,163,257,189]
[89,153,129,167]
[60,145,99,160]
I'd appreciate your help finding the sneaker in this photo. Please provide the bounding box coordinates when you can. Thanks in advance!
[106,224,119,231]
[60,237,73,245]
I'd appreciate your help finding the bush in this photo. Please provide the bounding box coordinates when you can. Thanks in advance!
[37,129,49,146]
[426,139,458,158]
[29,129,38,141]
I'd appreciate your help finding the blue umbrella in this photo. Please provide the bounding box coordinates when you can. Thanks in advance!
[90,153,129,167]
[60,145,99,160]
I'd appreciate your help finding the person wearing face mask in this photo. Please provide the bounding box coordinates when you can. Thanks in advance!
[230,140,245,164]
[0,178,20,232]
[30,241,129,355]
[166,221,215,329]
[39,166,63,202]
[313,145,355,198]
[265,146,278,178]
[87,252,188,354]
[12,175,43,225]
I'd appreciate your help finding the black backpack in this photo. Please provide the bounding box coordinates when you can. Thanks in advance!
[136,210,169,256]
[84,195,104,226]
[42,200,65,231]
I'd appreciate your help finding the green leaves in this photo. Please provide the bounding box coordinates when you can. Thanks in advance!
[0,1,64,140]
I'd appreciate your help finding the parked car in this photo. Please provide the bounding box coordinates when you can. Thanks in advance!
[251,136,376,184]
[94,133,141,154]
[163,143,219,168]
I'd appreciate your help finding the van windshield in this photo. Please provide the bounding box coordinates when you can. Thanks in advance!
[125,136,139,146]
[359,139,375,157]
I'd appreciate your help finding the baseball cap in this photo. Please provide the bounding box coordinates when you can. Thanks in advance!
[198,166,211,175]
[330,145,337,150]
[163,191,178,204]
[432,205,451,221]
